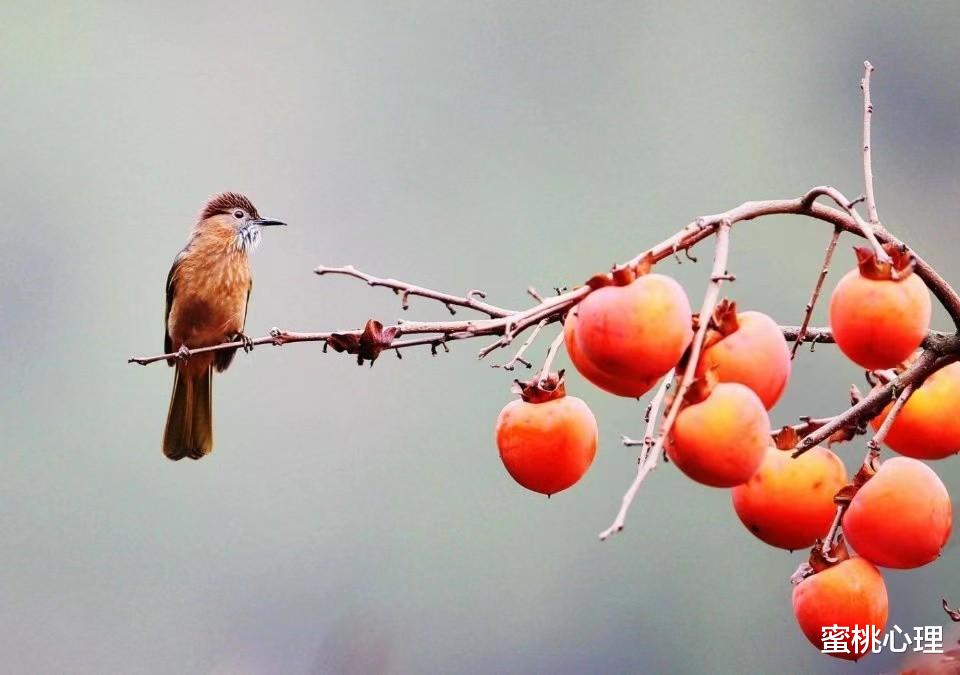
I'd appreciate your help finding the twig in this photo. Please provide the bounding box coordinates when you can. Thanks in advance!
[801,186,889,264]
[861,61,880,226]
[792,228,842,358]
[129,187,960,366]
[793,349,960,457]
[492,319,546,370]
[598,372,673,541]
[537,331,566,385]
[314,265,513,317]
[599,224,733,541]
[819,379,916,560]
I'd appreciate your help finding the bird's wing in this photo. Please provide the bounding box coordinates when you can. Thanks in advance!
[241,278,252,332]
[164,251,186,362]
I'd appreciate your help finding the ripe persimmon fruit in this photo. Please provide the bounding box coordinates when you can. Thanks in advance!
[732,446,846,550]
[564,308,656,398]
[568,272,692,397]
[495,374,598,496]
[667,381,770,487]
[842,457,952,569]
[792,557,889,660]
[829,246,931,370]
[870,362,960,460]
[697,302,791,410]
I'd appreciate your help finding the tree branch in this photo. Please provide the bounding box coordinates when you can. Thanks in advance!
[792,346,960,457]
[861,61,880,226]
[314,264,513,317]
[598,223,733,541]
[598,372,673,541]
[791,228,842,358]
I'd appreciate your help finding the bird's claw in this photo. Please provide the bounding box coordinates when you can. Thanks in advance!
[175,345,192,361]
[234,333,255,353]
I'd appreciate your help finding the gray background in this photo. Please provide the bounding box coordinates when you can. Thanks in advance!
[2,1,959,673]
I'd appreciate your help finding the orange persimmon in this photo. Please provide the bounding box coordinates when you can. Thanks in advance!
[732,446,846,550]
[698,306,791,410]
[495,376,598,496]
[870,362,960,460]
[667,382,770,488]
[564,308,656,398]
[792,557,889,661]
[569,273,692,397]
[828,247,931,370]
[842,457,952,569]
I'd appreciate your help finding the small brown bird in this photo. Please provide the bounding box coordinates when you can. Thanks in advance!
[163,192,286,460]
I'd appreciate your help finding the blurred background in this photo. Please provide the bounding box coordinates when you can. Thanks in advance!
[2,1,960,673]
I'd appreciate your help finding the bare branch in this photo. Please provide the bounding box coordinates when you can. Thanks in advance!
[314,265,513,317]
[599,223,733,541]
[792,228,842,358]
[861,61,880,226]
[537,331,566,386]
[130,187,960,367]
[793,348,960,457]
[801,187,889,264]
[599,372,673,541]
[491,319,546,370]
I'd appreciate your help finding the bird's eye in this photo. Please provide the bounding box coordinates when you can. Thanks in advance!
[234,210,244,219]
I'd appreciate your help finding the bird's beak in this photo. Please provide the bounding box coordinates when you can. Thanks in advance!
[250,218,287,227]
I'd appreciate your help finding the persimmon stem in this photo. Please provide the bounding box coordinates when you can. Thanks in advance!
[537,331,566,385]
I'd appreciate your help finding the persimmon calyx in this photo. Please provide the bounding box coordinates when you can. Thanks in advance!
[583,253,655,290]
[854,243,916,281]
[513,371,567,403]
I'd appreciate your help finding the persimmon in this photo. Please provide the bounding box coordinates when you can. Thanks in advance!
[563,308,656,398]
[667,382,770,487]
[697,303,791,409]
[842,457,952,569]
[792,557,889,661]
[828,246,931,370]
[569,273,692,397]
[732,446,846,550]
[495,375,598,496]
[869,362,960,460]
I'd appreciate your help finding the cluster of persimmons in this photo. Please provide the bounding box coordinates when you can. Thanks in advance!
[495,245,954,661]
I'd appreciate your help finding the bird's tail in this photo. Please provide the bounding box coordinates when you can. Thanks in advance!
[163,366,213,460]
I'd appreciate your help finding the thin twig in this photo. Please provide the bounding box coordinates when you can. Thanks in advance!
[537,331,566,385]
[861,61,880,226]
[314,265,513,317]
[793,349,959,457]
[599,224,733,541]
[492,319,546,370]
[598,372,673,541]
[129,186,960,366]
[801,186,889,264]
[819,379,916,560]
[792,228,842,358]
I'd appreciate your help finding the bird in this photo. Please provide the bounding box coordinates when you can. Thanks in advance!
[162,192,286,460]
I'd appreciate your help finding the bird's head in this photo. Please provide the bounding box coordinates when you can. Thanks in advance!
[197,192,286,252]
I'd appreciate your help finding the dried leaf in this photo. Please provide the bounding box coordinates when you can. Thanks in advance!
[585,273,613,290]
[328,319,399,366]
[611,265,636,286]
[774,426,800,451]
[633,252,654,277]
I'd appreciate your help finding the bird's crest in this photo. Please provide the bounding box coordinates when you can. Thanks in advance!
[200,192,260,221]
